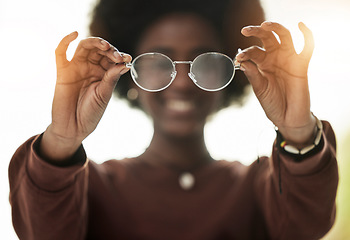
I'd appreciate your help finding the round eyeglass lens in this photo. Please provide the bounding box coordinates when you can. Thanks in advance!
[190,53,234,91]
[131,53,175,91]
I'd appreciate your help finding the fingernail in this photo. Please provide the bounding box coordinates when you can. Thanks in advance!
[244,27,252,31]
[114,51,122,59]
[240,63,246,72]
[119,52,128,61]
[120,67,129,75]
[264,21,272,26]
[101,40,108,46]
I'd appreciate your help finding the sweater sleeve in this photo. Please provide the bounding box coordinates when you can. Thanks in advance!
[254,121,338,240]
[9,134,89,240]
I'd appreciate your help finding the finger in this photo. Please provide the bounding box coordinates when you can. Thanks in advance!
[86,48,117,66]
[236,46,266,66]
[298,22,314,61]
[95,47,125,63]
[91,49,133,71]
[240,61,267,96]
[119,53,132,65]
[261,21,295,51]
[97,64,130,103]
[73,37,111,60]
[86,49,104,65]
[99,56,115,71]
[55,31,78,68]
[241,26,279,52]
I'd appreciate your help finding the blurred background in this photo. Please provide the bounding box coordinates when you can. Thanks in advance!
[1,0,349,239]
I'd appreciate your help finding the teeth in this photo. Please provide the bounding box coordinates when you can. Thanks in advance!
[166,100,194,112]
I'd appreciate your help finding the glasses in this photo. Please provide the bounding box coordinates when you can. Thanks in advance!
[125,50,242,92]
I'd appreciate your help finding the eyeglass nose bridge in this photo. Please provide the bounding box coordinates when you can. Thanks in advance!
[171,60,195,82]
[173,60,193,65]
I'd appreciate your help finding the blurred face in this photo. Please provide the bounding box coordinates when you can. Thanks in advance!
[136,13,224,138]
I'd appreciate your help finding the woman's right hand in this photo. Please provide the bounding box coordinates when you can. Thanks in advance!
[40,32,131,162]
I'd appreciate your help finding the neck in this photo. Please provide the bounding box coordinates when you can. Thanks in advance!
[141,129,213,171]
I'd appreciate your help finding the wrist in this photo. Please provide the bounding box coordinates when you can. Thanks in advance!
[40,125,82,162]
[276,113,323,155]
[277,113,317,149]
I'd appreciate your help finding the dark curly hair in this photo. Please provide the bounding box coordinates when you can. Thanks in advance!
[90,0,265,109]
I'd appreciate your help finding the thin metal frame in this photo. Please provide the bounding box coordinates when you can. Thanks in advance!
[125,50,242,92]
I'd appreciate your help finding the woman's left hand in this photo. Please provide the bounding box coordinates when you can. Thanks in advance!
[237,21,316,148]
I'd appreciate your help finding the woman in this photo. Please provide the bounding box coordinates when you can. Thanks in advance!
[9,0,338,239]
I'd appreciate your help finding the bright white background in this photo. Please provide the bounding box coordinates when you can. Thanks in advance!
[1,0,349,239]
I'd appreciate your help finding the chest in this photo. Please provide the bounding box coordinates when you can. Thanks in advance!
[87,163,267,239]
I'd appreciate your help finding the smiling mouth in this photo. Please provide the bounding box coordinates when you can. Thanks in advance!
[166,99,195,112]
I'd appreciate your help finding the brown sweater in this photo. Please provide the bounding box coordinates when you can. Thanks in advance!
[9,121,338,240]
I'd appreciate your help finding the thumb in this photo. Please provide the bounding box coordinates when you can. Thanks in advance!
[96,64,130,103]
[240,61,267,96]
